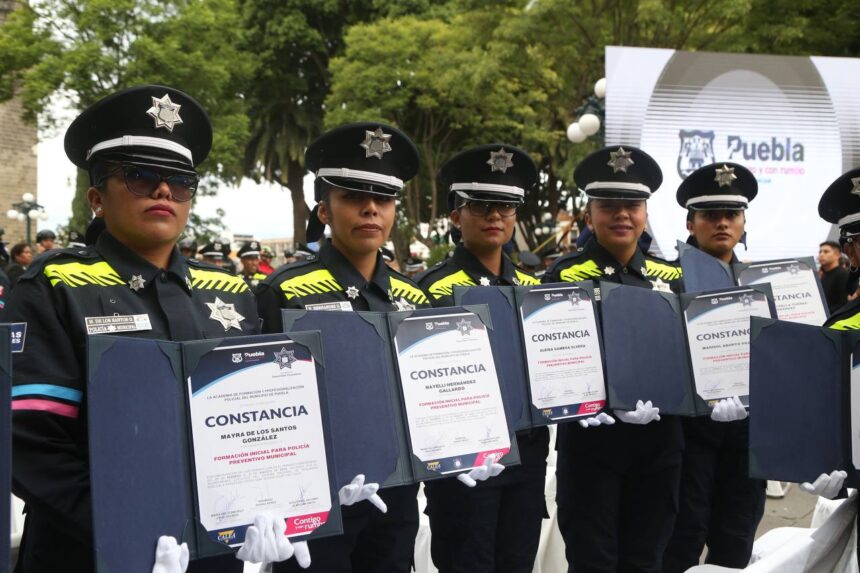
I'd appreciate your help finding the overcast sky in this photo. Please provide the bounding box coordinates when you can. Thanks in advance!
[36,101,316,240]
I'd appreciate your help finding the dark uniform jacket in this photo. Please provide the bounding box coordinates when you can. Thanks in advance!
[257,239,430,332]
[7,231,259,572]
[417,243,548,480]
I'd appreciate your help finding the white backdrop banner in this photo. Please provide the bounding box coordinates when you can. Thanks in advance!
[605,46,860,261]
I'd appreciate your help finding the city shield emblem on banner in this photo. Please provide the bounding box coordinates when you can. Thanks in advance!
[677,130,716,177]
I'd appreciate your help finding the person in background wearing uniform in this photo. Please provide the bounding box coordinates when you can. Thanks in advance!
[178,237,197,260]
[34,229,56,254]
[238,240,267,290]
[416,144,547,573]
[800,166,860,567]
[256,122,431,573]
[5,84,284,573]
[544,146,684,573]
[662,163,764,571]
[380,246,401,272]
[258,245,275,275]
[198,240,225,265]
[66,230,87,249]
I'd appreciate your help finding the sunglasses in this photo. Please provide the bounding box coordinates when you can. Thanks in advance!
[102,164,199,202]
[461,200,519,218]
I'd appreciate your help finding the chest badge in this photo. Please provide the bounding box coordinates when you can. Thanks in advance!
[346,285,360,299]
[393,297,415,311]
[651,278,673,293]
[603,266,616,276]
[128,275,146,292]
[479,276,491,286]
[205,297,245,331]
[512,277,521,286]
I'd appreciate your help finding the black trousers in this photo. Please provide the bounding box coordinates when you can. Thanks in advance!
[273,483,419,573]
[662,417,766,572]
[555,417,684,573]
[424,429,549,573]
[14,509,242,573]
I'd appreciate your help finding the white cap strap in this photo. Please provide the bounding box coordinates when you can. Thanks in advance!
[87,135,193,162]
[450,182,525,197]
[240,250,260,257]
[838,212,860,228]
[316,167,404,190]
[584,181,652,195]
[686,194,749,208]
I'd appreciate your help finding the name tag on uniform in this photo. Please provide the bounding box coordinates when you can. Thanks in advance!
[85,314,153,335]
[304,301,353,312]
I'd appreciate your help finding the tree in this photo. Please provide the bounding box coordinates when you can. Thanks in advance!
[0,0,255,236]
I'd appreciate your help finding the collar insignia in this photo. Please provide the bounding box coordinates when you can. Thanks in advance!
[479,276,491,286]
[346,285,360,299]
[603,266,616,276]
[146,94,183,132]
[128,274,146,292]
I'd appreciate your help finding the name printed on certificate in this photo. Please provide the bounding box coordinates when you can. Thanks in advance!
[685,289,771,406]
[520,286,606,421]
[736,259,826,326]
[393,311,511,475]
[187,340,332,546]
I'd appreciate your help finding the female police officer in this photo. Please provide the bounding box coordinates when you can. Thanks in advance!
[256,122,431,573]
[6,85,259,572]
[543,146,684,573]
[416,144,548,573]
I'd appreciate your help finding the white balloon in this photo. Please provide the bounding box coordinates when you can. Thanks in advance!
[21,192,34,203]
[579,114,601,136]
[594,78,607,99]
[566,122,586,144]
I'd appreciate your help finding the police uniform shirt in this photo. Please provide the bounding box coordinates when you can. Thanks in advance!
[242,270,269,290]
[7,230,258,566]
[544,235,682,293]
[257,238,431,333]
[417,243,539,307]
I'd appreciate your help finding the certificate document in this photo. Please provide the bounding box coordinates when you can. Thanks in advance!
[392,311,511,475]
[736,259,827,326]
[852,352,860,471]
[187,340,332,546]
[684,289,771,405]
[519,285,606,421]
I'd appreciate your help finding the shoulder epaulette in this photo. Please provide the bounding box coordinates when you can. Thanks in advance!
[644,258,683,281]
[31,248,123,287]
[276,266,343,300]
[389,272,430,304]
[188,266,249,293]
[514,269,540,285]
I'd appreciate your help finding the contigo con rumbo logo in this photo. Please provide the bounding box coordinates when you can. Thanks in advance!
[678,130,805,178]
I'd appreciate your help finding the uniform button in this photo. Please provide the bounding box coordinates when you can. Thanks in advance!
[622,267,628,274]
[160,272,167,282]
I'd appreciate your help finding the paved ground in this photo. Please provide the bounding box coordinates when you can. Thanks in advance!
[756,482,817,538]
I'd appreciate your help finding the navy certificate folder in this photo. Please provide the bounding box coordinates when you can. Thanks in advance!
[0,325,11,573]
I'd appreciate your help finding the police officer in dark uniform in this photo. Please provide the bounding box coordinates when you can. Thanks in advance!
[544,146,684,573]
[256,122,431,573]
[663,163,765,572]
[178,237,198,260]
[416,144,548,573]
[66,230,87,249]
[7,85,258,573]
[237,240,268,289]
[199,240,225,265]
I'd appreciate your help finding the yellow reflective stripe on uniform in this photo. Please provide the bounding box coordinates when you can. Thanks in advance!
[390,277,429,304]
[828,313,860,330]
[278,269,342,300]
[558,260,602,282]
[426,270,476,299]
[44,261,124,288]
[644,260,682,281]
[189,268,249,293]
[514,270,539,285]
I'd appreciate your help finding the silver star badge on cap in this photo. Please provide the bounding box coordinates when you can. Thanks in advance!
[487,148,514,173]
[346,285,359,299]
[146,94,183,132]
[607,147,634,173]
[205,297,245,331]
[128,275,146,292]
[361,127,392,159]
[714,164,737,188]
[851,177,860,197]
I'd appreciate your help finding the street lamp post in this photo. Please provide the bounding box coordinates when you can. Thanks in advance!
[567,78,607,145]
[6,192,49,245]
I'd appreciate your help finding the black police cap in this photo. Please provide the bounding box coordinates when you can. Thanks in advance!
[64,84,212,175]
[676,162,757,210]
[380,246,395,263]
[575,145,662,200]
[440,144,538,211]
[36,229,56,242]
[238,241,261,258]
[67,230,86,248]
[819,167,860,232]
[199,242,225,259]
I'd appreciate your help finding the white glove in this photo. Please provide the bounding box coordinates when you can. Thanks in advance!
[578,412,616,428]
[457,455,505,487]
[339,474,387,513]
[710,396,748,422]
[236,513,296,564]
[152,536,189,573]
[613,400,661,425]
[800,470,848,499]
